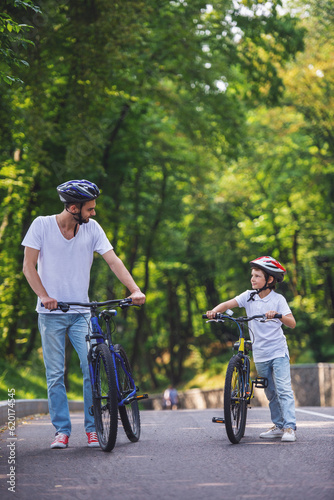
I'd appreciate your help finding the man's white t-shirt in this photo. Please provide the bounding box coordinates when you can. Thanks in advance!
[234,290,292,363]
[22,215,113,313]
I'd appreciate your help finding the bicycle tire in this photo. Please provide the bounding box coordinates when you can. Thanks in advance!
[92,343,118,451]
[224,356,247,444]
[114,344,141,442]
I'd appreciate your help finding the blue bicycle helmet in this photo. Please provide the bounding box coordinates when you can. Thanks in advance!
[57,179,100,203]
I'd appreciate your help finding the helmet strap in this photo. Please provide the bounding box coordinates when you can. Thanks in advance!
[65,203,85,236]
[247,276,270,302]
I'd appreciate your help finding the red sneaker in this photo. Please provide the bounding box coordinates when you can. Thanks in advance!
[51,433,69,449]
[86,431,99,448]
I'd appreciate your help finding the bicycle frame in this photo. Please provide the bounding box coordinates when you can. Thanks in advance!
[204,311,274,443]
[54,297,146,450]
[55,298,138,407]
[205,312,272,398]
[205,315,253,400]
[86,302,137,406]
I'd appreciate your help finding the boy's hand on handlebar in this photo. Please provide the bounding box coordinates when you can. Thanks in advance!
[40,295,58,310]
[206,310,217,319]
[128,290,146,306]
[265,310,279,320]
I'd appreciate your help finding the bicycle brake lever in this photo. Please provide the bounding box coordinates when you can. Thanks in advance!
[206,319,224,323]
[119,298,133,309]
[57,302,70,312]
[119,303,131,309]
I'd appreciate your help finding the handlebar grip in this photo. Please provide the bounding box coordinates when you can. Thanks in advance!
[202,313,222,319]
[41,302,70,312]
[274,314,282,319]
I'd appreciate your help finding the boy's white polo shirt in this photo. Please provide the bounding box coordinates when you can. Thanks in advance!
[235,290,292,363]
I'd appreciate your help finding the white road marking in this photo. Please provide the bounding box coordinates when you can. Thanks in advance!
[295,408,334,420]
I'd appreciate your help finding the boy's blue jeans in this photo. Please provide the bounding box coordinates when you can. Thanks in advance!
[255,355,296,430]
[38,313,95,436]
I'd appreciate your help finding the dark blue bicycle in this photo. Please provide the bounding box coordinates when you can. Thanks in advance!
[56,298,148,451]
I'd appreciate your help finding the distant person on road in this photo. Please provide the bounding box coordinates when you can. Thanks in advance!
[22,179,145,449]
[206,256,297,442]
[163,385,179,410]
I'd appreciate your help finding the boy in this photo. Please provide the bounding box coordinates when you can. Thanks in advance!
[206,256,297,442]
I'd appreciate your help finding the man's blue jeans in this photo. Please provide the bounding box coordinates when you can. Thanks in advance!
[255,355,296,430]
[38,313,95,436]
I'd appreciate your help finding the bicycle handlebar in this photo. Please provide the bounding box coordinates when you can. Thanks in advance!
[202,313,282,321]
[42,298,133,313]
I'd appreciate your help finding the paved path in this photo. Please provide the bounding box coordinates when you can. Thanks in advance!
[1,407,334,500]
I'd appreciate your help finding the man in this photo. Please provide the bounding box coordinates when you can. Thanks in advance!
[22,179,145,449]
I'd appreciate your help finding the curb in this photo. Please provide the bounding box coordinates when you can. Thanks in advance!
[0,399,84,427]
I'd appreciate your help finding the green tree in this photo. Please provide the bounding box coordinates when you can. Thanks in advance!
[0,0,314,390]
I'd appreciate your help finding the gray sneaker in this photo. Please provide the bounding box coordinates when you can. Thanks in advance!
[259,425,284,439]
[281,428,296,442]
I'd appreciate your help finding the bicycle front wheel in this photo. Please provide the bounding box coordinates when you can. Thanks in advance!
[114,344,141,442]
[92,343,118,451]
[224,356,247,444]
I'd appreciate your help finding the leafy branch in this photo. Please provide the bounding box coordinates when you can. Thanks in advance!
[0,0,41,85]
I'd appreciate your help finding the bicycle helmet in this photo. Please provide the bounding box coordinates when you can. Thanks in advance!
[57,179,100,203]
[250,256,286,282]
[247,256,286,302]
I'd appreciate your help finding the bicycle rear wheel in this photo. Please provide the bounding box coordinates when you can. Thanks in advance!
[224,356,247,444]
[114,344,140,442]
[92,343,118,451]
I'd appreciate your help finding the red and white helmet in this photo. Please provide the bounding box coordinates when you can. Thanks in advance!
[250,256,286,282]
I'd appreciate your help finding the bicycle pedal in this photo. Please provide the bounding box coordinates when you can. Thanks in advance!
[88,406,94,416]
[134,394,149,401]
[212,417,225,424]
[253,377,268,388]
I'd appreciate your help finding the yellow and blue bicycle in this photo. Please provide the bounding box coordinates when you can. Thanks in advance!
[203,311,281,444]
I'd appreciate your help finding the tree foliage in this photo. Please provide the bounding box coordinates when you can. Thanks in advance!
[0,0,332,392]
[0,0,41,84]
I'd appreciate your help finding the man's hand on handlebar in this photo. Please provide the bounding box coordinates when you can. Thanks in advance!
[128,290,146,306]
[40,295,58,310]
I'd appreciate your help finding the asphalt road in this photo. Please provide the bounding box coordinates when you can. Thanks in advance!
[1,407,334,500]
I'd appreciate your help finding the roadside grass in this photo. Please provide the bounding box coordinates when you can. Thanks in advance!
[0,349,84,402]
